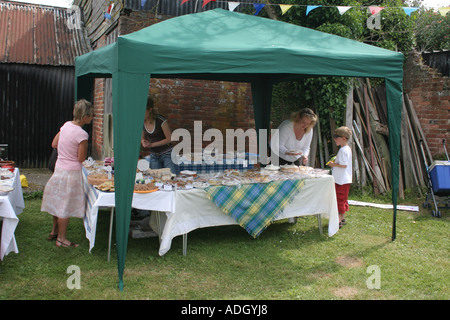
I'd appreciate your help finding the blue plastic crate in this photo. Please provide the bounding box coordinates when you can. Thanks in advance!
[429,161,450,196]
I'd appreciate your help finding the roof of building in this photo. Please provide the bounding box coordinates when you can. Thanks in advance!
[0,1,91,66]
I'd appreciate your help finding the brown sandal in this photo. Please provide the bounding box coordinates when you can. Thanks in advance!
[56,240,79,248]
[47,233,58,241]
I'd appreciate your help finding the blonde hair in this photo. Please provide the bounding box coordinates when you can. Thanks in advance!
[73,99,93,121]
[290,108,318,133]
[334,126,352,140]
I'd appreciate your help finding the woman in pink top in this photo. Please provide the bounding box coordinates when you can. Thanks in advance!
[41,99,94,248]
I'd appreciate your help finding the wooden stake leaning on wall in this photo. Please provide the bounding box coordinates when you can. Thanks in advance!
[352,122,374,186]
[405,94,430,159]
[345,86,354,128]
[353,102,367,186]
[353,139,361,187]
[359,81,390,193]
[352,122,372,181]
[345,86,358,184]
[373,86,389,126]
[401,97,422,192]
[352,122,388,193]
[405,101,427,188]
[364,85,379,194]
[315,108,325,168]
[404,94,433,166]
[398,162,405,199]
[365,85,391,191]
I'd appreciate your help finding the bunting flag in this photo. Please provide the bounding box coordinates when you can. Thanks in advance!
[438,7,450,16]
[228,1,240,12]
[253,3,265,16]
[369,6,384,15]
[179,1,430,22]
[279,4,293,15]
[306,5,321,15]
[104,1,114,19]
[337,6,351,15]
[403,7,419,16]
[203,0,216,8]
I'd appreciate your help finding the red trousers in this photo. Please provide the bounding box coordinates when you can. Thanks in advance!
[335,183,351,215]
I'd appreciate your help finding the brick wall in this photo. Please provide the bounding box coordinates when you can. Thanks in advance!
[92,78,105,159]
[90,11,255,159]
[149,78,254,151]
[403,51,450,158]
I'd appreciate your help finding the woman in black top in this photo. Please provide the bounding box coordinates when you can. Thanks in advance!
[141,97,180,175]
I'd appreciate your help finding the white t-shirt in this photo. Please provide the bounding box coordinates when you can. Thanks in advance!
[270,120,313,163]
[332,145,352,185]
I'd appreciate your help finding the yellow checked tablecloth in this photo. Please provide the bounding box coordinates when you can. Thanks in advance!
[205,179,305,238]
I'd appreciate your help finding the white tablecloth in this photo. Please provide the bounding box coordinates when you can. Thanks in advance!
[158,175,339,255]
[0,168,25,260]
[83,172,339,256]
[83,170,174,252]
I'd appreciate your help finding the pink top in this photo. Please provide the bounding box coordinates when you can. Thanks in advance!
[56,121,89,171]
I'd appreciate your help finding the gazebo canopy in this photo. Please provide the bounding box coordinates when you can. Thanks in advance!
[75,8,404,290]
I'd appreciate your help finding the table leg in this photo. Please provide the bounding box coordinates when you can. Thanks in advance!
[155,211,162,244]
[108,207,114,262]
[182,233,187,256]
[316,214,323,236]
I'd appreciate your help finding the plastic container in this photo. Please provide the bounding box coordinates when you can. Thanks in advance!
[429,160,450,196]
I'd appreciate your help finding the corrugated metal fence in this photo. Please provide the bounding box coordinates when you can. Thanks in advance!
[0,63,91,168]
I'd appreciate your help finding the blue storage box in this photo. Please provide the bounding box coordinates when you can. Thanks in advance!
[429,161,450,196]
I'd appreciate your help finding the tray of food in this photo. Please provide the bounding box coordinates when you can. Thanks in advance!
[134,182,158,193]
[94,180,115,192]
[88,174,113,186]
[0,185,14,195]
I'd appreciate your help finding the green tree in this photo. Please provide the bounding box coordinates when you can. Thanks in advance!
[363,0,415,54]
[412,8,450,52]
[262,0,418,158]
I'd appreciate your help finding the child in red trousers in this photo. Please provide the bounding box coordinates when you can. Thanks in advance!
[328,126,352,228]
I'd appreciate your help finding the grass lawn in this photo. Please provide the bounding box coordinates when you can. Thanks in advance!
[1,192,449,300]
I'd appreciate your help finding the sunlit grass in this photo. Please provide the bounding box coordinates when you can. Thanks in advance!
[1,192,449,300]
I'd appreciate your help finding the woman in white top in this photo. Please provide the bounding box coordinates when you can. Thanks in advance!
[270,108,318,166]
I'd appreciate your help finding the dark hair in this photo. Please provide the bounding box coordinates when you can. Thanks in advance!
[145,97,155,120]
[146,97,154,110]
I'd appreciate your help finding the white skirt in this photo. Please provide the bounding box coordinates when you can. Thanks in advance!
[41,167,86,219]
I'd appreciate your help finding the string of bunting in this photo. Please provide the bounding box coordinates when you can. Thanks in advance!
[179,0,450,16]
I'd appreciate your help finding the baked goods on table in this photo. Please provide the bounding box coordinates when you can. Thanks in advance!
[133,182,158,193]
[280,164,299,172]
[1,168,14,181]
[147,168,172,180]
[95,180,115,192]
[87,174,112,186]
[84,157,330,191]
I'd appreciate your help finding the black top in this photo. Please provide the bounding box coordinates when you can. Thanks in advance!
[142,115,173,155]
